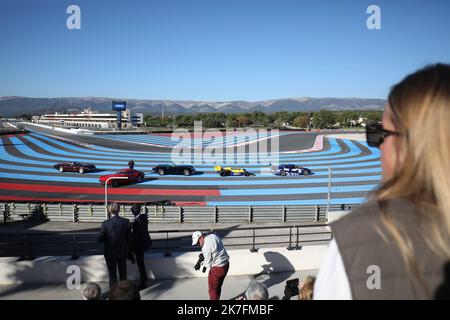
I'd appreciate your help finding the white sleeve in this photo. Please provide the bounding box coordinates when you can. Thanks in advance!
[201,237,214,268]
[314,238,352,300]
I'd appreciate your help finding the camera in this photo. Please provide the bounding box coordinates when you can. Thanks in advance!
[283,278,299,299]
[194,253,206,272]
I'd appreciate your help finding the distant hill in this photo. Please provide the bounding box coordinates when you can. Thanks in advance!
[0,96,386,117]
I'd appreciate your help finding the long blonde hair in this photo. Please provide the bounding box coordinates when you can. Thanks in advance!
[298,276,315,300]
[375,64,450,291]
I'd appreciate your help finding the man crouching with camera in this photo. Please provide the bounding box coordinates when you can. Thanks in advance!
[192,231,230,300]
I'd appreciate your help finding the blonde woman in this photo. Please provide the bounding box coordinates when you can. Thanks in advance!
[314,64,450,299]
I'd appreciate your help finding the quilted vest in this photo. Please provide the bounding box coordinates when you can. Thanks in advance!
[331,199,447,299]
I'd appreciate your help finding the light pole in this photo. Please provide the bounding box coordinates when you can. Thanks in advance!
[326,167,332,221]
[104,177,128,219]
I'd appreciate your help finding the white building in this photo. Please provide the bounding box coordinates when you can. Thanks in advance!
[32,108,144,129]
[131,113,144,126]
[349,117,367,127]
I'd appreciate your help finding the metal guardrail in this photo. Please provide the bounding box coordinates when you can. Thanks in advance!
[1,202,359,224]
[0,224,331,259]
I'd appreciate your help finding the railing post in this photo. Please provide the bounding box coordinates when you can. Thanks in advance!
[72,204,77,223]
[3,203,7,224]
[315,205,320,222]
[214,206,218,224]
[39,203,44,220]
[295,226,302,250]
[41,203,47,219]
[12,202,16,221]
[20,233,27,259]
[164,231,171,257]
[287,226,293,250]
[282,205,286,222]
[178,206,182,224]
[23,233,32,260]
[71,233,79,259]
[248,206,252,223]
[250,228,257,252]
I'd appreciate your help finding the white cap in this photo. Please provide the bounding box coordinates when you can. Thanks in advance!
[192,231,203,246]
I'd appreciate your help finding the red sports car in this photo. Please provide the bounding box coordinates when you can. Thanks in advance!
[99,169,145,187]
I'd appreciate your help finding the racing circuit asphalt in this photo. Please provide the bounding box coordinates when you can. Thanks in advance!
[0,124,381,206]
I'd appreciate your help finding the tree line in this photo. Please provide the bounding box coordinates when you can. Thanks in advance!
[144,110,382,130]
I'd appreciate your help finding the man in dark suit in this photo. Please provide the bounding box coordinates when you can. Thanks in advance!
[130,204,152,289]
[99,203,132,287]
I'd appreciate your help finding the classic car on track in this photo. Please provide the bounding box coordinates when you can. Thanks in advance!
[53,162,96,174]
[99,169,145,187]
[152,164,196,176]
[270,164,312,176]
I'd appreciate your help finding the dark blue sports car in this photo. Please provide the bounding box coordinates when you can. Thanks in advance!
[270,164,312,176]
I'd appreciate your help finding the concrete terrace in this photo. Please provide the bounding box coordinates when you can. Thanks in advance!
[0,220,327,300]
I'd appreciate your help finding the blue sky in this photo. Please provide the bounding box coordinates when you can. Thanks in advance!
[0,0,449,101]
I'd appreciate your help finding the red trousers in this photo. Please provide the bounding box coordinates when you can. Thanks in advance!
[208,262,229,300]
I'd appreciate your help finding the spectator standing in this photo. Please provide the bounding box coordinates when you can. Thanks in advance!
[99,203,132,287]
[192,231,230,300]
[131,204,152,289]
[128,159,135,169]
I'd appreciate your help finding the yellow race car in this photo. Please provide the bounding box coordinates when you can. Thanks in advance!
[214,166,255,177]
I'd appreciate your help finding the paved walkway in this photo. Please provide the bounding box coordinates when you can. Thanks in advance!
[0,270,317,300]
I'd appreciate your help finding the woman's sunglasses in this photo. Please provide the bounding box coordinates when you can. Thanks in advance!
[366,122,399,148]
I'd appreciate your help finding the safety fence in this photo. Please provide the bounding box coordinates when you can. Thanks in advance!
[0,202,359,224]
[0,224,331,258]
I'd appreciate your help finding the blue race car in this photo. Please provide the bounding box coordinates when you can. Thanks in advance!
[270,164,312,176]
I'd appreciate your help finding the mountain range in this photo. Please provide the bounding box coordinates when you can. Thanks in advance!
[0,96,386,117]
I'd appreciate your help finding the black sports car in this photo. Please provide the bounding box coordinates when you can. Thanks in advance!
[152,164,196,176]
[54,162,96,174]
